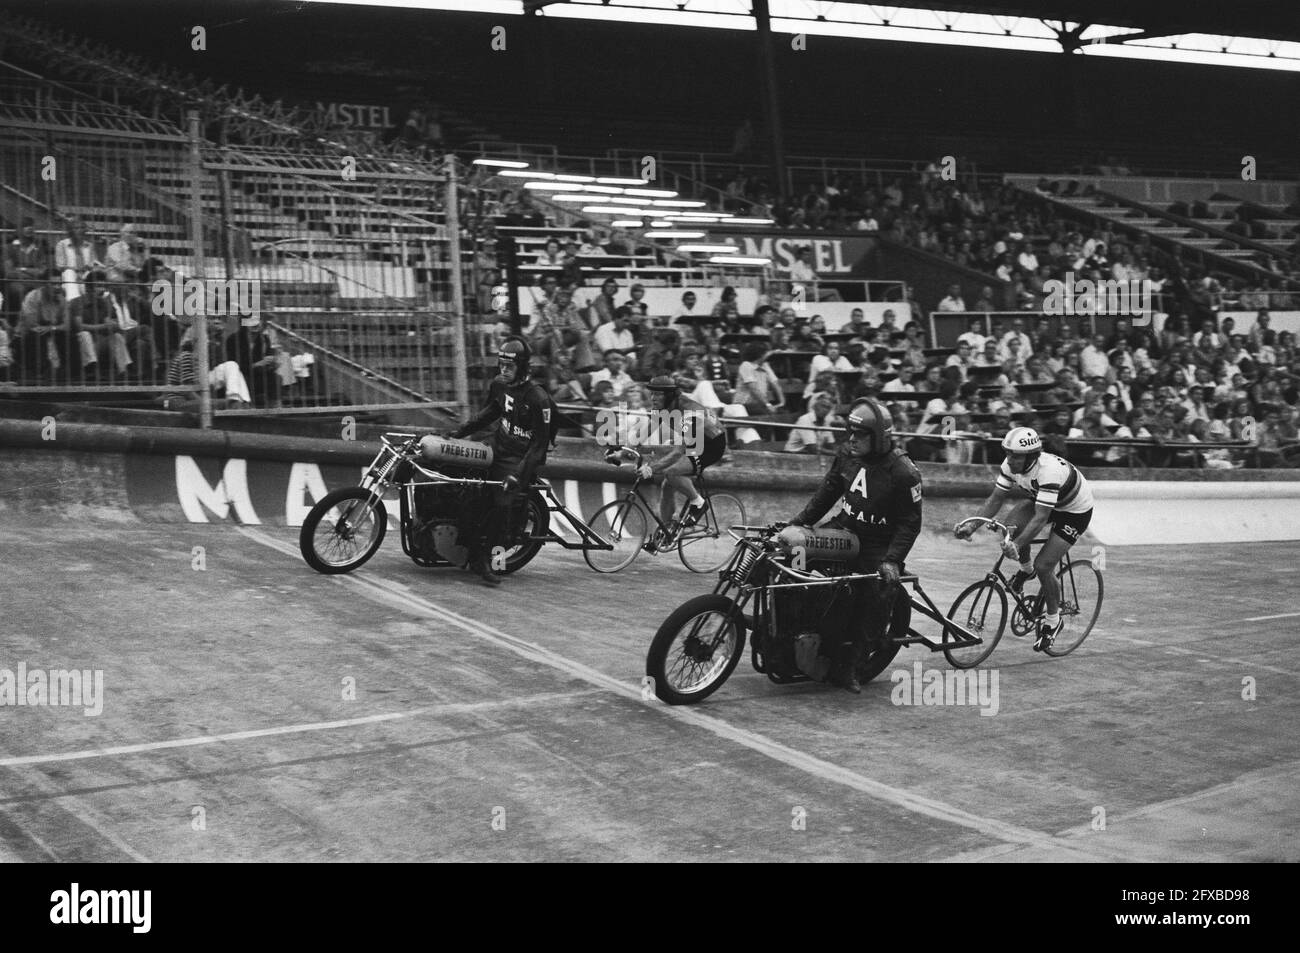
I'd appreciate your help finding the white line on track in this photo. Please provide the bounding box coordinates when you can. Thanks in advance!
[1232,611,1300,623]
[238,527,1110,859]
[0,691,601,769]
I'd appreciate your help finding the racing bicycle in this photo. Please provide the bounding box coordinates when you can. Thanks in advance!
[944,516,1104,667]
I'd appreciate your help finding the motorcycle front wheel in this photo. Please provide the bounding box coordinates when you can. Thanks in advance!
[645,594,747,705]
[300,487,388,574]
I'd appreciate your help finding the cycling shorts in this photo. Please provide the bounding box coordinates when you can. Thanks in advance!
[688,432,727,476]
[1049,507,1092,545]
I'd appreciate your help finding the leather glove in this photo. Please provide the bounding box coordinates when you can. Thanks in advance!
[636,463,654,480]
[878,561,901,587]
[502,474,520,492]
[954,523,975,540]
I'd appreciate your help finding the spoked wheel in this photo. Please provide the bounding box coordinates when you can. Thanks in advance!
[300,487,388,575]
[944,580,1007,668]
[646,594,747,705]
[856,641,903,686]
[678,493,745,574]
[1010,591,1039,638]
[500,493,549,575]
[583,498,648,573]
[1045,559,1103,657]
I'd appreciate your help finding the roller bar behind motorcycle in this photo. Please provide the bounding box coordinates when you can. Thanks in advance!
[645,522,992,705]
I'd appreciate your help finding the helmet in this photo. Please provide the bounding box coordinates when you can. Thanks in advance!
[646,374,682,405]
[844,398,893,457]
[1001,427,1042,455]
[498,337,531,383]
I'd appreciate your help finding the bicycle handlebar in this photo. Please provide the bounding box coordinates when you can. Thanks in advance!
[954,516,1016,541]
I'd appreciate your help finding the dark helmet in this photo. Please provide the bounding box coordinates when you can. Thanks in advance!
[646,374,682,406]
[498,336,531,384]
[844,398,893,457]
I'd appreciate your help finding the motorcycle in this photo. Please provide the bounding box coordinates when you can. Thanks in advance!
[645,523,986,705]
[299,432,549,576]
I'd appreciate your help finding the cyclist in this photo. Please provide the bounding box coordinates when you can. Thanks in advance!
[636,374,728,536]
[451,336,550,586]
[787,398,923,693]
[955,426,1095,651]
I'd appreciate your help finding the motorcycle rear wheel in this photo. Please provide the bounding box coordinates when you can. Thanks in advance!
[300,487,388,575]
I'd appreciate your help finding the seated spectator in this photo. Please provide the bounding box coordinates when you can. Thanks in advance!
[105,223,147,287]
[711,286,742,326]
[957,316,987,352]
[946,340,976,381]
[842,307,871,338]
[804,341,853,396]
[534,238,564,266]
[937,284,965,312]
[593,304,638,368]
[989,383,1028,416]
[673,290,703,329]
[4,218,50,319]
[160,325,252,411]
[883,363,917,394]
[546,349,588,403]
[54,218,101,303]
[787,246,842,302]
[732,342,785,415]
[590,277,621,328]
[14,278,68,380]
[784,391,842,454]
[625,283,649,320]
[787,318,824,352]
[587,349,635,399]
[1079,334,1112,380]
[972,339,1002,369]
[560,241,585,287]
[530,286,594,370]
[225,312,285,408]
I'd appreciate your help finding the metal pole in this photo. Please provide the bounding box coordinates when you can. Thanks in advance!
[187,109,212,429]
[444,157,471,418]
[753,0,788,201]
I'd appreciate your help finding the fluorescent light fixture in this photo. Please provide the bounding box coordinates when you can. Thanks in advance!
[651,199,708,208]
[524,181,584,191]
[551,194,604,202]
[596,177,653,185]
[651,220,673,227]
[708,256,772,266]
[472,158,529,169]
[620,188,679,198]
[609,196,651,205]
[725,217,776,225]
[554,174,596,183]
[676,244,741,253]
[499,170,546,179]
[645,230,706,239]
[583,185,625,194]
[611,219,646,227]
[583,206,653,215]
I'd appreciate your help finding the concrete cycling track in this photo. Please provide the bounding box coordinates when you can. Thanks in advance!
[1,507,1296,863]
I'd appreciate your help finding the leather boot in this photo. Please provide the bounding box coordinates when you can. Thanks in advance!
[833,641,861,694]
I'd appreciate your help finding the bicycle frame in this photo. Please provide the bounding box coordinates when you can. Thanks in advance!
[957,516,1079,621]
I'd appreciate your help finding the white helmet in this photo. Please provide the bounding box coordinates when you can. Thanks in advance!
[1001,426,1042,455]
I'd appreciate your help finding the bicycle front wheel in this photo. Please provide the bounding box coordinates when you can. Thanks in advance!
[1045,559,1103,657]
[582,498,648,573]
[678,493,746,574]
[944,580,1007,668]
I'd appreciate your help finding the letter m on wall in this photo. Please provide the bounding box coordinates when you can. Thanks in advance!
[175,457,261,523]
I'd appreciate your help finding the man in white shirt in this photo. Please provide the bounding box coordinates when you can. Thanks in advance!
[104,223,146,286]
[587,349,634,398]
[1016,243,1039,274]
[998,317,1033,360]
[783,391,841,454]
[937,284,966,312]
[593,305,637,368]
[786,246,842,302]
[945,341,974,381]
[957,316,987,353]
[1078,334,1112,380]
[882,364,917,393]
[804,341,854,397]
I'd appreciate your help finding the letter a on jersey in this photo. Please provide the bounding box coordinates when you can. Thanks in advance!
[849,468,869,498]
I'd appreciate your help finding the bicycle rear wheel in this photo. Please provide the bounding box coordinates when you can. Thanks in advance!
[1045,559,1103,656]
[678,493,745,574]
[583,498,648,573]
[944,580,1007,668]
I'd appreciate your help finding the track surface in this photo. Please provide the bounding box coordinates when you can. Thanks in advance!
[1,516,1297,862]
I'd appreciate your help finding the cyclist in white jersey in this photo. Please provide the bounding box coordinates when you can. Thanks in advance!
[955,427,1095,651]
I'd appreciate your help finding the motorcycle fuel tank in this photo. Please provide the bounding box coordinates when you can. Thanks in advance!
[776,525,860,562]
[419,435,494,469]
